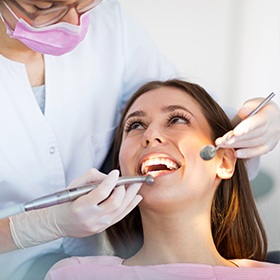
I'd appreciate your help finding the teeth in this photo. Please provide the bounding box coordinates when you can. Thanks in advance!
[141,158,179,175]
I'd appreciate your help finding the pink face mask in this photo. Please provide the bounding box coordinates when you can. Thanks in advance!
[0,10,90,56]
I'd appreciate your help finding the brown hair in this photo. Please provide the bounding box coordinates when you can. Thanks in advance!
[106,79,267,261]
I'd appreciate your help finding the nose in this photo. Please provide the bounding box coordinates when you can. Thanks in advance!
[142,126,164,148]
[59,7,80,25]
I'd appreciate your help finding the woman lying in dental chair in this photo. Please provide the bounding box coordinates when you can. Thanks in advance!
[46,79,280,279]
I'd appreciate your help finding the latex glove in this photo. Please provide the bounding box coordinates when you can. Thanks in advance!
[215,97,280,159]
[54,169,143,237]
[9,169,143,248]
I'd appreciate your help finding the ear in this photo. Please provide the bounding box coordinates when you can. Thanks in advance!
[216,148,236,179]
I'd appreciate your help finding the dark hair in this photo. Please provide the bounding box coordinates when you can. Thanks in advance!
[106,79,267,261]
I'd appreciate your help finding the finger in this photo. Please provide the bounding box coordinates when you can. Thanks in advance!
[76,169,120,205]
[113,183,142,213]
[238,98,264,119]
[67,168,107,189]
[216,126,269,147]
[98,183,142,213]
[94,184,143,231]
[235,135,278,155]
[65,182,126,233]
[103,183,143,222]
[110,194,143,225]
[238,106,254,119]
[234,146,269,159]
[95,194,143,233]
[238,97,269,119]
[219,129,276,150]
[235,125,273,141]
[97,184,126,210]
[215,131,234,146]
[85,168,108,183]
[233,114,268,137]
[227,137,264,149]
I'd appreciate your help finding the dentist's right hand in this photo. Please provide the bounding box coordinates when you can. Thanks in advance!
[9,169,143,249]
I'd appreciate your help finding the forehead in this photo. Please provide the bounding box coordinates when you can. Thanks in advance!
[127,87,201,114]
[125,86,213,139]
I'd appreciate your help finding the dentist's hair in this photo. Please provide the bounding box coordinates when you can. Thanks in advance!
[107,79,267,261]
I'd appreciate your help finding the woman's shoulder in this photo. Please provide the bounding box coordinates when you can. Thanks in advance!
[207,260,280,280]
[54,255,123,267]
[45,256,124,280]
[45,257,280,280]
[231,258,280,268]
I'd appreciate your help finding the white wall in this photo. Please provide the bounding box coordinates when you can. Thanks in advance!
[120,0,280,251]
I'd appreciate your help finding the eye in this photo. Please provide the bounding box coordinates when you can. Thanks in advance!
[124,118,145,133]
[167,112,191,126]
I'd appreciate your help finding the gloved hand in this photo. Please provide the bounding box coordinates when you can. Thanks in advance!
[9,169,143,248]
[215,97,280,159]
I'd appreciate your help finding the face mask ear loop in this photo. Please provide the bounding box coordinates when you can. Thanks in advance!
[0,11,4,23]
[2,0,21,21]
[0,4,17,35]
[0,10,13,34]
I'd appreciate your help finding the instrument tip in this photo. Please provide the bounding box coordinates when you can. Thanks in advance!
[145,175,154,185]
[200,145,216,161]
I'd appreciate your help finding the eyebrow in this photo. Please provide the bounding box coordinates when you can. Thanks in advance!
[124,110,146,123]
[163,105,195,117]
[124,105,195,123]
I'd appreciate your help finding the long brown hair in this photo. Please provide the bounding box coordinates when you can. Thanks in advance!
[106,79,267,261]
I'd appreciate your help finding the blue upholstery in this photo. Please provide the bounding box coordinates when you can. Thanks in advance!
[266,251,280,264]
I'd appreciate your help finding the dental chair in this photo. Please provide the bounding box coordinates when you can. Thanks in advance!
[266,251,280,264]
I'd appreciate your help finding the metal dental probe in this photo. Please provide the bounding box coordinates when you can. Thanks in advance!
[0,175,154,219]
[200,92,276,161]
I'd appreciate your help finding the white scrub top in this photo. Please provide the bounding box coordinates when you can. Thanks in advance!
[0,1,178,279]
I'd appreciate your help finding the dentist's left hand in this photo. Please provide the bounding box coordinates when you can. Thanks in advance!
[9,169,143,248]
[215,97,280,158]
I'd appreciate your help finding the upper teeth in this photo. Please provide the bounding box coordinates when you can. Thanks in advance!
[141,157,179,175]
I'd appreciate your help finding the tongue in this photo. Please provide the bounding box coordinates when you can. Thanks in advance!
[147,164,169,172]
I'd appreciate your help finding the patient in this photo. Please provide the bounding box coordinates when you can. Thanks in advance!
[46,79,280,279]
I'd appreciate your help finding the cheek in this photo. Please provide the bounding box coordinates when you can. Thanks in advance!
[178,136,201,157]
[119,141,135,175]
[179,136,219,184]
[178,131,211,156]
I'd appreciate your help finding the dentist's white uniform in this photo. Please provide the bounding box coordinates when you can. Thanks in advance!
[0,1,178,279]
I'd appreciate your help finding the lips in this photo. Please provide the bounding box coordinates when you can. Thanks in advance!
[139,157,179,175]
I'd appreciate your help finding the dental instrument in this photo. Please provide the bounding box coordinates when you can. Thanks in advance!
[0,175,154,219]
[200,92,276,161]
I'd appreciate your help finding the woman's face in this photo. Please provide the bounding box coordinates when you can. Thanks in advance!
[119,87,225,211]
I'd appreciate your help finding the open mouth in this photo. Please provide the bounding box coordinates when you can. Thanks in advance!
[139,157,179,176]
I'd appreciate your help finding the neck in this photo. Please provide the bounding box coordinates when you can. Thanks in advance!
[0,20,45,87]
[124,209,232,267]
